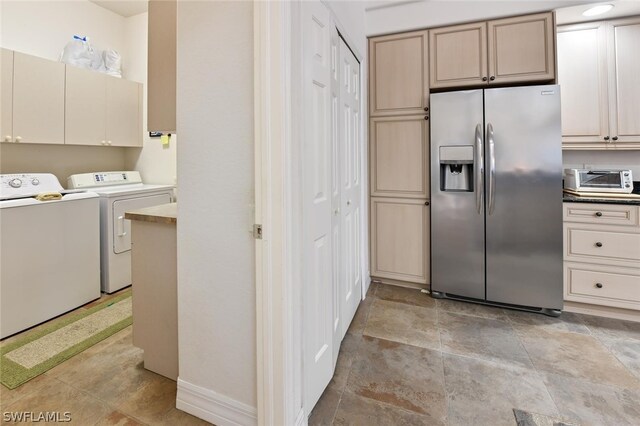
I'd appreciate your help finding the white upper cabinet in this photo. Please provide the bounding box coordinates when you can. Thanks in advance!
[608,17,640,145]
[557,22,609,144]
[558,16,640,149]
[12,52,65,144]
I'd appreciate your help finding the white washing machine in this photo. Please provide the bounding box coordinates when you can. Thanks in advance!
[0,173,101,339]
[67,171,174,293]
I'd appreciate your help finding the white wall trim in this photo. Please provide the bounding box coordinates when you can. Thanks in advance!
[254,1,301,425]
[176,378,257,426]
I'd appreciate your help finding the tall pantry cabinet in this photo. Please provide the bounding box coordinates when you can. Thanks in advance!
[369,30,431,287]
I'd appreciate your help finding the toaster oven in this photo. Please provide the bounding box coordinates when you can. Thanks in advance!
[564,169,633,193]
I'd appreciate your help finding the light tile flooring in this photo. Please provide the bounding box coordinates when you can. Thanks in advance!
[310,283,640,426]
[1,291,210,426]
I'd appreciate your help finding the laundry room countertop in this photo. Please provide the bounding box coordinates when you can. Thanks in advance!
[125,203,177,224]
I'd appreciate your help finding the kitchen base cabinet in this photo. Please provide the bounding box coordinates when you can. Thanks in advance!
[370,197,430,286]
[563,203,640,318]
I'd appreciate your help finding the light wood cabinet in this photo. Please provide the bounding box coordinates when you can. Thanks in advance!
[370,115,429,198]
[488,13,555,84]
[66,67,142,147]
[558,17,640,149]
[430,12,556,89]
[429,22,487,88]
[369,30,429,116]
[370,197,430,285]
[106,77,141,147]
[66,66,107,146]
[12,52,65,144]
[148,0,176,132]
[1,49,12,143]
[563,203,640,312]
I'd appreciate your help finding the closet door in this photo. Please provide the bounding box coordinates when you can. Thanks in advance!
[302,1,334,413]
[338,37,362,338]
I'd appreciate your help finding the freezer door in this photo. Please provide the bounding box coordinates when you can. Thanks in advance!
[430,90,485,300]
[484,85,563,310]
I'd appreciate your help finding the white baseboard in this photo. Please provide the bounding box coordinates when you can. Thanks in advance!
[176,378,258,426]
[564,301,640,322]
[295,408,306,426]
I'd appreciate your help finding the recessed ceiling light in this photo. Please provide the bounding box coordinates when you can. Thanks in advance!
[582,4,614,16]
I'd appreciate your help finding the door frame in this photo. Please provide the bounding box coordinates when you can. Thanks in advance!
[254,1,368,424]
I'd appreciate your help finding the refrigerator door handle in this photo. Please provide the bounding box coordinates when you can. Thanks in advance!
[475,123,484,214]
[487,123,496,215]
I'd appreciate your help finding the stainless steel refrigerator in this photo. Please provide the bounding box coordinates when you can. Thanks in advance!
[430,85,563,315]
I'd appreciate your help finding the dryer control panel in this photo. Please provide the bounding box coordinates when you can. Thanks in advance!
[68,171,143,189]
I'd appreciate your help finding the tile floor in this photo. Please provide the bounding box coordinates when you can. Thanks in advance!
[309,283,640,426]
[1,291,210,426]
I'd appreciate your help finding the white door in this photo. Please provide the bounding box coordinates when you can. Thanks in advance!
[338,37,362,338]
[302,1,334,412]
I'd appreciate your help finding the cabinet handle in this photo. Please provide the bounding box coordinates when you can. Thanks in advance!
[424,201,430,206]
[595,283,603,289]
[604,136,610,141]
[4,135,11,142]
[482,77,488,81]
[612,136,618,141]
[595,212,603,217]
[595,242,603,247]
[107,140,112,145]
[15,136,21,143]
[489,76,496,81]
[424,106,429,112]
[424,116,429,120]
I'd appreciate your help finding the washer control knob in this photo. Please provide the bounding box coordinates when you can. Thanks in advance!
[9,178,22,188]
[31,178,40,186]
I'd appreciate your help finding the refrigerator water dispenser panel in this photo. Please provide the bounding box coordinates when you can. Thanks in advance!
[440,145,474,192]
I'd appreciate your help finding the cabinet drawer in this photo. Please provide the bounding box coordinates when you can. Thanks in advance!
[563,203,638,226]
[565,263,640,310]
[566,227,640,263]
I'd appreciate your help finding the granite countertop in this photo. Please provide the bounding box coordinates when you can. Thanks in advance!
[125,203,177,224]
[562,193,640,206]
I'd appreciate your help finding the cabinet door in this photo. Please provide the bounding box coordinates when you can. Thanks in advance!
[12,52,65,144]
[148,0,176,133]
[65,66,107,146]
[369,30,428,116]
[370,115,429,198]
[1,49,12,143]
[106,77,141,147]
[557,22,609,145]
[370,197,429,284]
[608,17,640,144]
[488,12,555,84]
[429,22,487,89]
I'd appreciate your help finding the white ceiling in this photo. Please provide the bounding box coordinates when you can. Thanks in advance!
[555,0,640,25]
[89,0,147,18]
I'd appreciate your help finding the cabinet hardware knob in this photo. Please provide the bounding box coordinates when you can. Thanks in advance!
[595,242,603,247]
[107,140,112,145]
[595,283,603,289]
[101,140,106,145]
[604,136,610,141]
[482,77,488,81]
[4,135,11,142]
[424,116,429,120]
[489,76,496,81]
[595,212,603,217]
[612,136,618,141]
[424,106,429,112]
[347,200,351,206]
[15,136,21,143]
[424,201,430,206]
